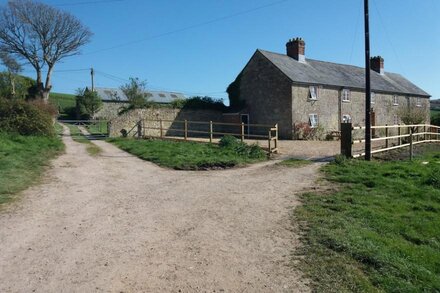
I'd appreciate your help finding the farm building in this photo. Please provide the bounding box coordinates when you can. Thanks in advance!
[229,37,431,139]
[94,87,187,119]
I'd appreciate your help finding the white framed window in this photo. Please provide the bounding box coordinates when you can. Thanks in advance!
[342,114,352,123]
[393,115,399,125]
[309,85,320,100]
[309,114,319,128]
[371,92,376,104]
[393,95,398,106]
[416,97,422,107]
[342,89,351,102]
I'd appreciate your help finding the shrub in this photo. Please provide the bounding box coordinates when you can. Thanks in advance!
[294,122,325,140]
[75,88,103,119]
[171,96,226,111]
[425,166,440,189]
[219,135,266,159]
[0,98,55,136]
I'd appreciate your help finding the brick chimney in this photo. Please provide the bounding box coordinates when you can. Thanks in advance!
[370,56,384,75]
[286,37,305,62]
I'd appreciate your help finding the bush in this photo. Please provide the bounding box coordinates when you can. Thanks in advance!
[294,122,325,140]
[171,96,226,111]
[425,166,440,189]
[75,89,103,119]
[219,135,266,159]
[0,98,55,136]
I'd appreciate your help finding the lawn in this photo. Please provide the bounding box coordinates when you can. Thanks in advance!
[295,148,440,292]
[0,133,64,205]
[65,123,101,155]
[85,120,108,135]
[108,137,266,170]
[49,92,76,119]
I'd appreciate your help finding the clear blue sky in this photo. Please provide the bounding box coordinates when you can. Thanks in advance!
[1,0,439,102]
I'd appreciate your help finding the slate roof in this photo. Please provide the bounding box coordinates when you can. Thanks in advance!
[94,87,187,103]
[257,49,430,97]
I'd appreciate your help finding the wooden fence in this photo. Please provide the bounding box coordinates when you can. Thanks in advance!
[130,118,279,153]
[341,123,440,159]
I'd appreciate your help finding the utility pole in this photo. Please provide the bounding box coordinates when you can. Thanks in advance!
[90,67,95,92]
[364,0,372,160]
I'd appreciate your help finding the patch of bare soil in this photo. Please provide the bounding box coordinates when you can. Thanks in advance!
[0,127,320,292]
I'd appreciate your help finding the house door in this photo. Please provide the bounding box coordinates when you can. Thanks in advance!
[240,114,249,135]
[371,111,376,137]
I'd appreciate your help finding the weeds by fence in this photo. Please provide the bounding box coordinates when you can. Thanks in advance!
[341,123,440,158]
[130,118,278,153]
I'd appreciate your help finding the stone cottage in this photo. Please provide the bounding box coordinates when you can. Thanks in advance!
[230,37,431,139]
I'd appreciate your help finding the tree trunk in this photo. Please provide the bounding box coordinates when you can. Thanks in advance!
[42,67,54,103]
[35,69,45,100]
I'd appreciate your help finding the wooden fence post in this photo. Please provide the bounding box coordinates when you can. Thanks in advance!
[268,130,272,153]
[159,119,163,138]
[275,123,278,152]
[241,122,245,142]
[184,120,188,140]
[340,123,353,158]
[409,128,414,160]
[209,121,213,143]
[385,124,389,148]
[398,125,401,146]
[137,120,142,139]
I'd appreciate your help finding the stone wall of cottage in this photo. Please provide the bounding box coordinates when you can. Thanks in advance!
[95,101,129,119]
[292,83,430,138]
[239,51,293,138]
[109,108,223,137]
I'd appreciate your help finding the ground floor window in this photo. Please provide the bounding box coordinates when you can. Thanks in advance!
[416,97,422,107]
[393,115,400,125]
[309,114,319,128]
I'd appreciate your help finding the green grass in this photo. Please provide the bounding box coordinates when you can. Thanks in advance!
[278,158,312,168]
[108,138,267,170]
[65,124,101,156]
[0,133,64,205]
[295,149,440,292]
[49,92,76,118]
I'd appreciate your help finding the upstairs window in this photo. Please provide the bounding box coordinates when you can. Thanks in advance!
[416,97,422,107]
[342,89,351,102]
[371,92,376,104]
[393,95,399,106]
[309,114,319,128]
[309,85,320,100]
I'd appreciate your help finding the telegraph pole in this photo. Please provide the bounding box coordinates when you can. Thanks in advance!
[90,67,95,91]
[364,0,372,160]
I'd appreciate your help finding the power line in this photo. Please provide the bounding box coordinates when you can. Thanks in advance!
[82,0,291,55]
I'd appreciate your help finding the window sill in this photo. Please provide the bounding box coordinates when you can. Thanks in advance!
[342,100,350,103]
[393,104,399,106]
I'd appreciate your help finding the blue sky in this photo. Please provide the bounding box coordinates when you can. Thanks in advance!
[1,0,439,102]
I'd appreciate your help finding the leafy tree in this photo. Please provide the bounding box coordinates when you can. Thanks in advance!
[120,77,150,109]
[0,51,21,98]
[0,0,92,101]
[397,105,428,125]
[75,88,102,119]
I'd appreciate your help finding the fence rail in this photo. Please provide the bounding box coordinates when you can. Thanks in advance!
[132,118,278,153]
[341,123,440,159]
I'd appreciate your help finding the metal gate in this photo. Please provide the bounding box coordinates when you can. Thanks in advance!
[58,120,109,140]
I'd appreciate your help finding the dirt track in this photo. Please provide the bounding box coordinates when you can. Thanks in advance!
[0,128,320,292]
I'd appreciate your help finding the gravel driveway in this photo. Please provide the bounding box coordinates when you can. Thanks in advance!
[0,128,320,292]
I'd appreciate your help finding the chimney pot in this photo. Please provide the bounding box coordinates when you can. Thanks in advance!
[286,37,306,63]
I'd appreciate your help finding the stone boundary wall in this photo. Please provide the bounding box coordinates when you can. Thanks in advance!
[109,108,223,137]
[95,101,129,120]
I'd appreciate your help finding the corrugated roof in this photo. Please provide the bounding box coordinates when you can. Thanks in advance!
[257,49,430,97]
[94,87,187,103]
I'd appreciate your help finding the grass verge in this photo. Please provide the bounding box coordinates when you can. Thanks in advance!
[295,149,440,292]
[0,133,64,205]
[108,137,266,170]
[65,124,101,156]
[85,121,108,135]
[278,158,312,168]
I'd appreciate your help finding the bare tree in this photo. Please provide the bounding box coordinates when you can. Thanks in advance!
[0,51,22,98]
[0,0,92,101]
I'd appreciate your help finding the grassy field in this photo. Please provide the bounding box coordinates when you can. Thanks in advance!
[108,138,266,170]
[65,124,101,155]
[49,92,76,118]
[0,133,64,205]
[86,121,108,135]
[295,147,440,292]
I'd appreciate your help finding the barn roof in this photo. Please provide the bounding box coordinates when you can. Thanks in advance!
[257,49,430,97]
[94,87,187,103]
